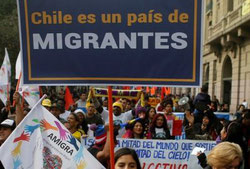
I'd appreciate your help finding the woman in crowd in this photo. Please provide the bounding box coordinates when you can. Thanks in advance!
[146,107,156,124]
[67,113,85,141]
[184,111,216,140]
[220,121,248,168]
[198,121,248,169]
[123,119,145,139]
[235,104,245,120]
[147,113,171,140]
[74,109,88,134]
[136,107,150,138]
[115,148,141,169]
[206,142,243,169]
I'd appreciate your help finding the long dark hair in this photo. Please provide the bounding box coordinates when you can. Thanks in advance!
[149,113,170,139]
[130,119,145,139]
[115,148,141,169]
[69,113,80,129]
[224,121,244,147]
[146,107,156,119]
[150,113,168,131]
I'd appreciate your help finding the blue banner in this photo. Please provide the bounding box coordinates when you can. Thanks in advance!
[18,0,203,86]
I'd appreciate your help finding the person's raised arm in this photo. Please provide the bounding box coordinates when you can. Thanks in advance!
[13,92,25,125]
[96,125,111,163]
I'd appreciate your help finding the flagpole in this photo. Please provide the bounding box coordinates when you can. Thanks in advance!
[6,84,10,111]
[21,93,24,110]
[108,86,115,169]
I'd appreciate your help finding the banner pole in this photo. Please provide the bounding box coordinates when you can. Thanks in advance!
[108,86,115,169]
[7,83,10,111]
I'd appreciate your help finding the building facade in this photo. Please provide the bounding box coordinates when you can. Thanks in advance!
[172,0,250,113]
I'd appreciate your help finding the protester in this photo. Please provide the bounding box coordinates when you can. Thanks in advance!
[67,113,85,141]
[173,101,182,112]
[85,102,103,125]
[222,121,248,168]
[57,99,71,121]
[41,99,51,111]
[0,119,16,169]
[93,95,134,137]
[212,95,220,108]
[242,99,248,109]
[193,85,211,122]
[210,101,217,112]
[74,109,88,134]
[121,98,128,113]
[147,113,171,140]
[0,119,16,146]
[162,99,178,120]
[220,103,230,112]
[115,148,141,169]
[0,106,8,123]
[13,92,25,125]
[185,111,217,140]
[50,103,66,123]
[198,120,248,169]
[76,92,87,112]
[88,124,119,168]
[240,110,250,169]
[146,107,156,124]
[123,119,145,139]
[235,104,245,120]
[135,107,150,138]
[206,142,243,169]
[102,97,108,110]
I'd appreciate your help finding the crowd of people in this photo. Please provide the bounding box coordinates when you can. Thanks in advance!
[0,85,249,169]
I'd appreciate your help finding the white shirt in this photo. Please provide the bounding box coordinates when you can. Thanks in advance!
[242,101,248,109]
[76,99,86,108]
[101,109,133,138]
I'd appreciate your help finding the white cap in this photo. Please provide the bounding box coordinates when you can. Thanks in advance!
[74,109,85,115]
[0,119,15,129]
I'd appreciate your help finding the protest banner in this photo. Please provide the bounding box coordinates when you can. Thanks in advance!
[18,0,203,86]
[93,88,141,99]
[148,97,161,107]
[82,138,216,169]
[0,96,105,169]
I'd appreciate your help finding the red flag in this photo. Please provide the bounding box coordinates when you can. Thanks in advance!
[172,120,183,136]
[146,86,150,93]
[64,86,74,110]
[165,87,171,95]
[150,87,156,96]
[161,87,165,100]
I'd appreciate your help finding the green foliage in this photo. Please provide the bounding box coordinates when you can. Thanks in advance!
[0,0,20,83]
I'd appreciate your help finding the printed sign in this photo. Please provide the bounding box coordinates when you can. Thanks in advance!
[18,0,202,86]
[83,138,216,169]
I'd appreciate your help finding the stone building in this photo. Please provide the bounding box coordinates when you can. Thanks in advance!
[172,0,250,113]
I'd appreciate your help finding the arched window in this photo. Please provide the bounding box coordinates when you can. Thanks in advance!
[222,56,232,106]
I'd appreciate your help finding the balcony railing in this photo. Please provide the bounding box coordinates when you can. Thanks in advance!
[206,3,250,44]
